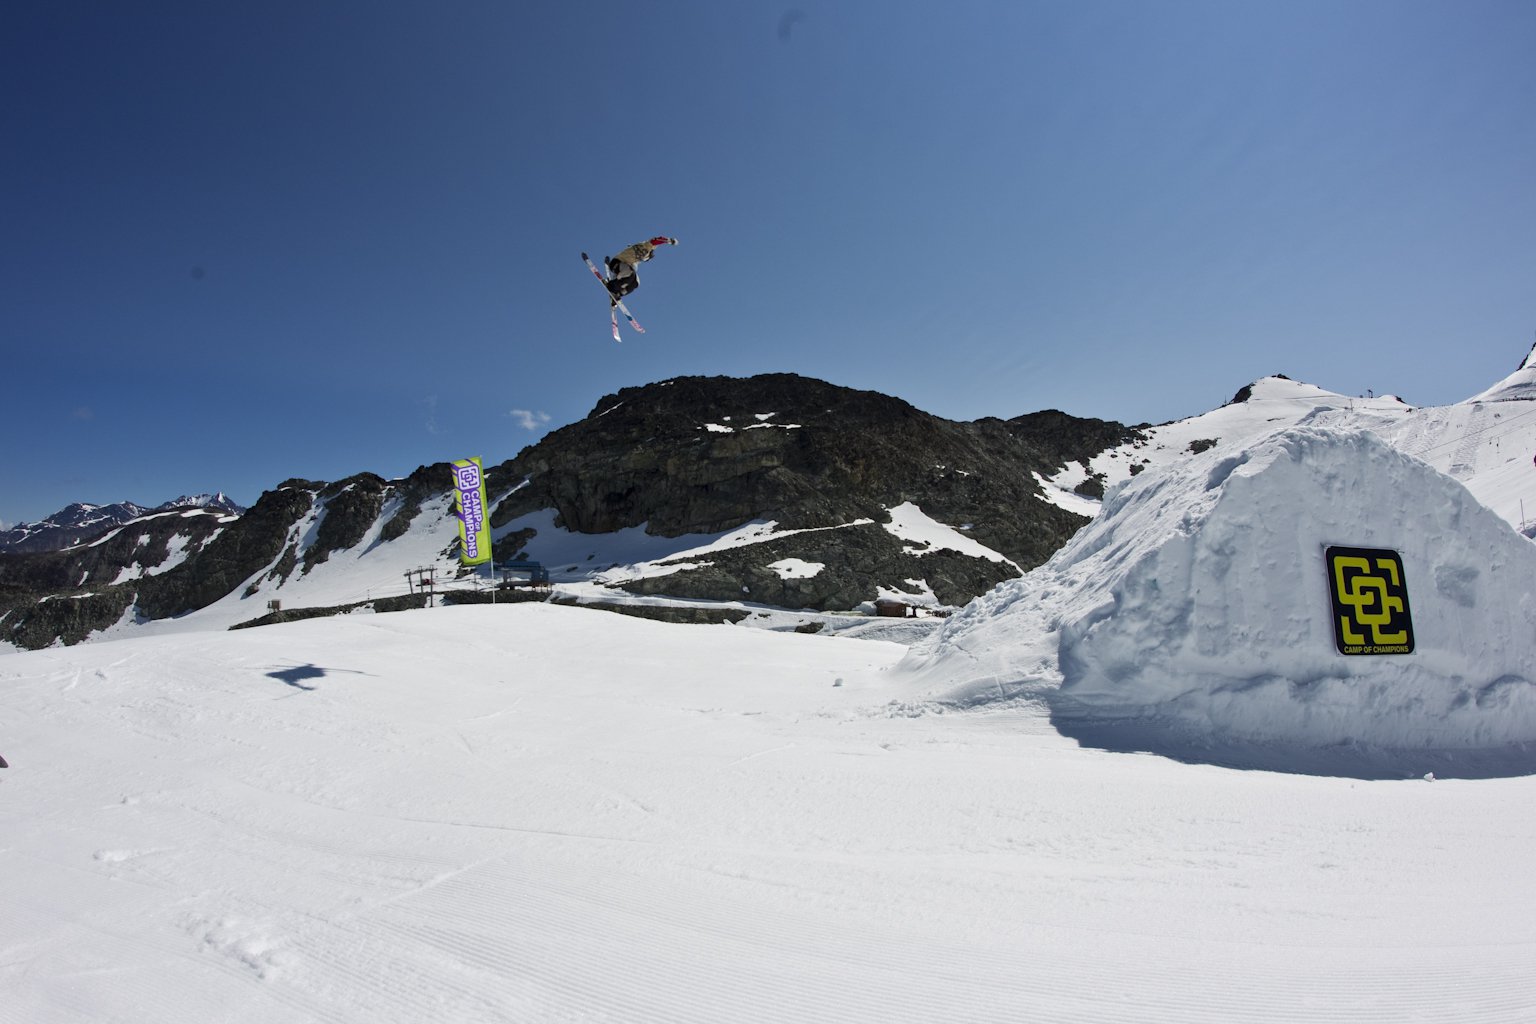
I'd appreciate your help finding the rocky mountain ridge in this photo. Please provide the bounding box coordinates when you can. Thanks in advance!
[0,469,448,650]
[8,362,1530,654]
[0,493,246,555]
[488,374,1120,608]
[1,374,1131,649]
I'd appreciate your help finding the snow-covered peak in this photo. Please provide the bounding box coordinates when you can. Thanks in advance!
[1463,343,1536,404]
[1036,373,1416,513]
[154,492,246,515]
[0,500,152,553]
[1,494,244,554]
[1225,374,1345,406]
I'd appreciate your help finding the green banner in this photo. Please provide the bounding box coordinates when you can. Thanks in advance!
[452,457,492,565]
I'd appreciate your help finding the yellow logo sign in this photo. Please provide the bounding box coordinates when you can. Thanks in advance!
[1325,546,1415,655]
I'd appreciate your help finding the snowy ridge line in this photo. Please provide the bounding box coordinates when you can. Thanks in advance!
[1040,374,1536,556]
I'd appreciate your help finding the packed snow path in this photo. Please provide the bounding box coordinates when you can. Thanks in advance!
[2,605,1533,1023]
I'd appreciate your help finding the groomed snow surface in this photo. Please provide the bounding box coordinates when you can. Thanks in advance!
[3,605,1534,1023]
[6,391,1536,1020]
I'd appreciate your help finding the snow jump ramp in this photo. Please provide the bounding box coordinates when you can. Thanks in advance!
[907,426,1536,778]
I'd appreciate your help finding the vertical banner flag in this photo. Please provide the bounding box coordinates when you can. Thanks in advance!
[452,457,492,566]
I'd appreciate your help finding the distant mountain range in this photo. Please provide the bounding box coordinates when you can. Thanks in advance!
[3,353,1535,653]
[0,494,246,554]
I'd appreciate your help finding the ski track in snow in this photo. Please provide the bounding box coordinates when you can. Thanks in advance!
[1447,402,1490,479]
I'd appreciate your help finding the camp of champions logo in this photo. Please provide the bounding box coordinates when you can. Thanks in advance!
[452,459,488,563]
[1324,546,1415,655]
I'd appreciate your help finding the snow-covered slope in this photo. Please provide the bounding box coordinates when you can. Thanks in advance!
[1040,376,1414,505]
[91,494,469,642]
[1041,365,1536,541]
[1387,348,1536,532]
[1465,341,1536,404]
[3,605,1533,1023]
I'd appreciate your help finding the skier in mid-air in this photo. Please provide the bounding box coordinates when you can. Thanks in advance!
[581,236,678,341]
[601,236,677,306]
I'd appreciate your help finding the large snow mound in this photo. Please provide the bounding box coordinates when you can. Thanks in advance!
[905,426,1536,773]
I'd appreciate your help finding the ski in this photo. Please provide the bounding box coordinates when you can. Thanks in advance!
[615,299,643,335]
[580,252,621,341]
[581,253,645,341]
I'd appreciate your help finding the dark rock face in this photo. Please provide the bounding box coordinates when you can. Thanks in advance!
[1,590,141,650]
[1002,410,1146,467]
[305,475,388,572]
[490,374,1100,609]
[496,374,1061,537]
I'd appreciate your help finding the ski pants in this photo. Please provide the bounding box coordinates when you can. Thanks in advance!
[606,257,639,298]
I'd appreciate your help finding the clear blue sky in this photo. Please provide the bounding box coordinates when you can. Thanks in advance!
[4,1,1534,526]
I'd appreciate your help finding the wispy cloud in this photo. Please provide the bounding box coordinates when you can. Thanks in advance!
[509,409,551,431]
[420,395,445,436]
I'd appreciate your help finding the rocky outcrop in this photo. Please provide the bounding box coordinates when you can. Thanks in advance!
[0,504,240,646]
[304,474,389,572]
[137,485,315,619]
[494,373,1087,554]
[1001,410,1146,467]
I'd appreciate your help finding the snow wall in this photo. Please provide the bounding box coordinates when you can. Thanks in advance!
[904,426,1536,774]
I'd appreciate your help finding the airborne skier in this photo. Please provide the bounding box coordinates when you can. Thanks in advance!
[581,236,678,341]
[601,236,678,306]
